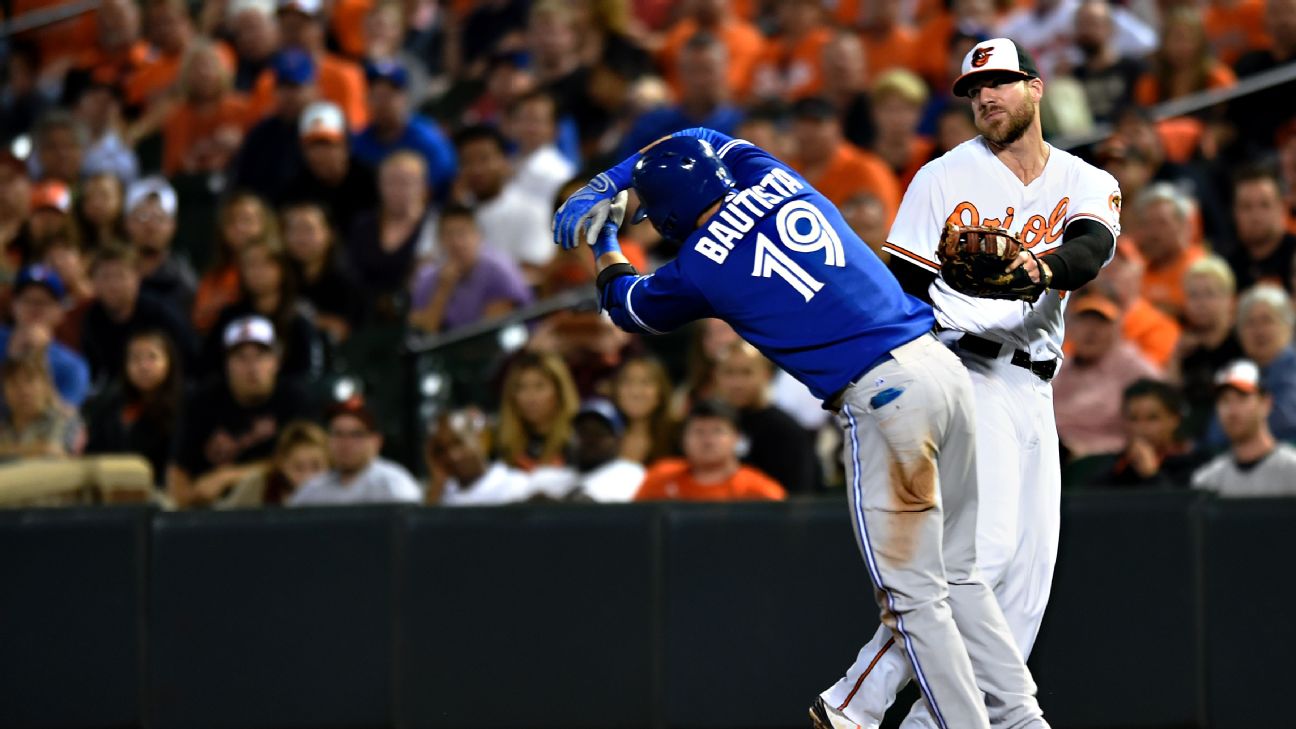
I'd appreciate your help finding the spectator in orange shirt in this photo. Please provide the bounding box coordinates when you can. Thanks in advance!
[751,0,833,101]
[161,40,252,176]
[658,0,765,101]
[789,97,901,222]
[1133,183,1208,318]
[870,69,934,189]
[125,0,205,109]
[65,0,150,105]
[1204,0,1269,66]
[913,0,997,86]
[1094,239,1182,368]
[635,399,787,502]
[192,193,279,334]
[857,0,920,81]
[819,31,876,150]
[252,0,369,130]
[1134,6,1237,106]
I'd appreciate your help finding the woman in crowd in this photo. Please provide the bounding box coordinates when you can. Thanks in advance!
[161,39,251,176]
[192,192,278,334]
[281,200,367,343]
[610,355,678,465]
[75,172,125,249]
[0,355,83,460]
[204,238,319,380]
[1134,6,1236,105]
[347,150,432,320]
[1168,255,1243,438]
[494,351,579,471]
[219,421,330,507]
[84,330,184,487]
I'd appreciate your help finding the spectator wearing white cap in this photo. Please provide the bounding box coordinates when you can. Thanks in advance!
[280,100,378,236]
[289,397,422,506]
[125,175,198,317]
[169,314,313,508]
[230,48,318,201]
[1192,360,1296,496]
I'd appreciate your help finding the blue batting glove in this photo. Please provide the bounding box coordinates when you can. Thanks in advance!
[592,221,622,259]
[552,173,617,251]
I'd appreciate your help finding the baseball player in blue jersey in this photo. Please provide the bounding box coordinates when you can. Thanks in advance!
[553,128,1049,729]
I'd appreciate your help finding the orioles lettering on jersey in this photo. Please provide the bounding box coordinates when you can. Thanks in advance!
[945,197,1070,249]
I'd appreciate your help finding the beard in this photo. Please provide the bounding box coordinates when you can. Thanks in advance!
[977,95,1036,147]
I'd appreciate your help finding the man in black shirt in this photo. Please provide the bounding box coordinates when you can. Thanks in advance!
[280,100,378,237]
[1071,0,1144,125]
[169,315,313,507]
[1228,167,1296,292]
[82,245,198,387]
[229,49,317,201]
[1229,0,1296,159]
[713,340,820,494]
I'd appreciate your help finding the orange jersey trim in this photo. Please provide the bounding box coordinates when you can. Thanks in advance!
[881,242,940,272]
[837,637,896,712]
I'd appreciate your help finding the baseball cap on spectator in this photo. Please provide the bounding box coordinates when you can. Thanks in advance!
[273,48,317,85]
[952,38,1041,98]
[326,395,379,432]
[277,0,320,16]
[224,315,277,351]
[125,176,178,217]
[365,60,409,90]
[228,0,275,18]
[1071,294,1120,321]
[575,399,625,437]
[300,101,346,142]
[791,96,837,121]
[1215,360,1264,394]
[30,180,71,213]
[14,264,66,302]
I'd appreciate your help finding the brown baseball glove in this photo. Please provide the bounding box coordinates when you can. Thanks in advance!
[936,224,1049,302]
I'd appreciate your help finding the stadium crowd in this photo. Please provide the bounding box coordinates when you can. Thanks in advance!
[2,0,1296,506]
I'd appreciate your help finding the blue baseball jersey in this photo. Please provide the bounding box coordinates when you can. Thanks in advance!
[603,130,935,400]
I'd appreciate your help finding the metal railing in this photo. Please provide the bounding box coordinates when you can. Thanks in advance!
[0,0,99,37]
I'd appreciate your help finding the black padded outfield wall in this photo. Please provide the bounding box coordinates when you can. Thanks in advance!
[0,494,1290,729]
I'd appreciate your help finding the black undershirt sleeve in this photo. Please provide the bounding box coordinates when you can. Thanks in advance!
[1044,219,1116,291]
[887,255,937,304]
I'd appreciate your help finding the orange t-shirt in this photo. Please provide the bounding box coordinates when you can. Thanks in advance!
[634,459,786,502]
[14,0,97,67]
[861,25,921,82]
[1133,62,1237,106]
[1122,296,1182,368]
[330,0,374,59]
[752,26,833,100]
[795,143,902,224]
[75,41,152,93]
[192,264,242,333]
[1204,0,1270,65]
[913,12,954,86]
[162,94,253,175]
[125,42,238,109]
[1142,243,1207,317]
[252,52,368,130]
[658,18,766,102]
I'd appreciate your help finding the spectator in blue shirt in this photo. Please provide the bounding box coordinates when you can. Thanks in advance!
[0,265,90,407]
[616,32,744,159]
[351,60,457,198]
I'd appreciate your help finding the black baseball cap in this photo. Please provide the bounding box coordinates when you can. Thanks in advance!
[952,38,1041,98]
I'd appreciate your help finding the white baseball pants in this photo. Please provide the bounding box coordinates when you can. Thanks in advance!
[824,348,1060,729]
[832,334,1047,729]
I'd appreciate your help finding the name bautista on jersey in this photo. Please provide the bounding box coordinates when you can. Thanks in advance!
[694,167,805,264]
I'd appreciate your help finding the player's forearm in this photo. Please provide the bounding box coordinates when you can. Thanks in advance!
[596,128,731,193]
[1045,220,1116,291]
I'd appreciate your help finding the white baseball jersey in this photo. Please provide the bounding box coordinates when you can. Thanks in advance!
[881,137,1122,361]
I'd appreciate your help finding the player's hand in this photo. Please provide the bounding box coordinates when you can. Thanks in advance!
[553,173,618,250]
[1005,250,1052,284]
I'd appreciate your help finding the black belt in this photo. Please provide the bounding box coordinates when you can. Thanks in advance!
[823,349,897,412]
[956,333,1058,382]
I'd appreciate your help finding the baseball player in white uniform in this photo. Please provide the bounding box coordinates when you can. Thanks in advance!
[812,39,1121,729]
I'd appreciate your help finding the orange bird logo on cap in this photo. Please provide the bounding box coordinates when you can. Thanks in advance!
[971,47,994,68]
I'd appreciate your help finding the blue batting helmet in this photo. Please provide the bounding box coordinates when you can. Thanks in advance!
[631,137,737,241]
